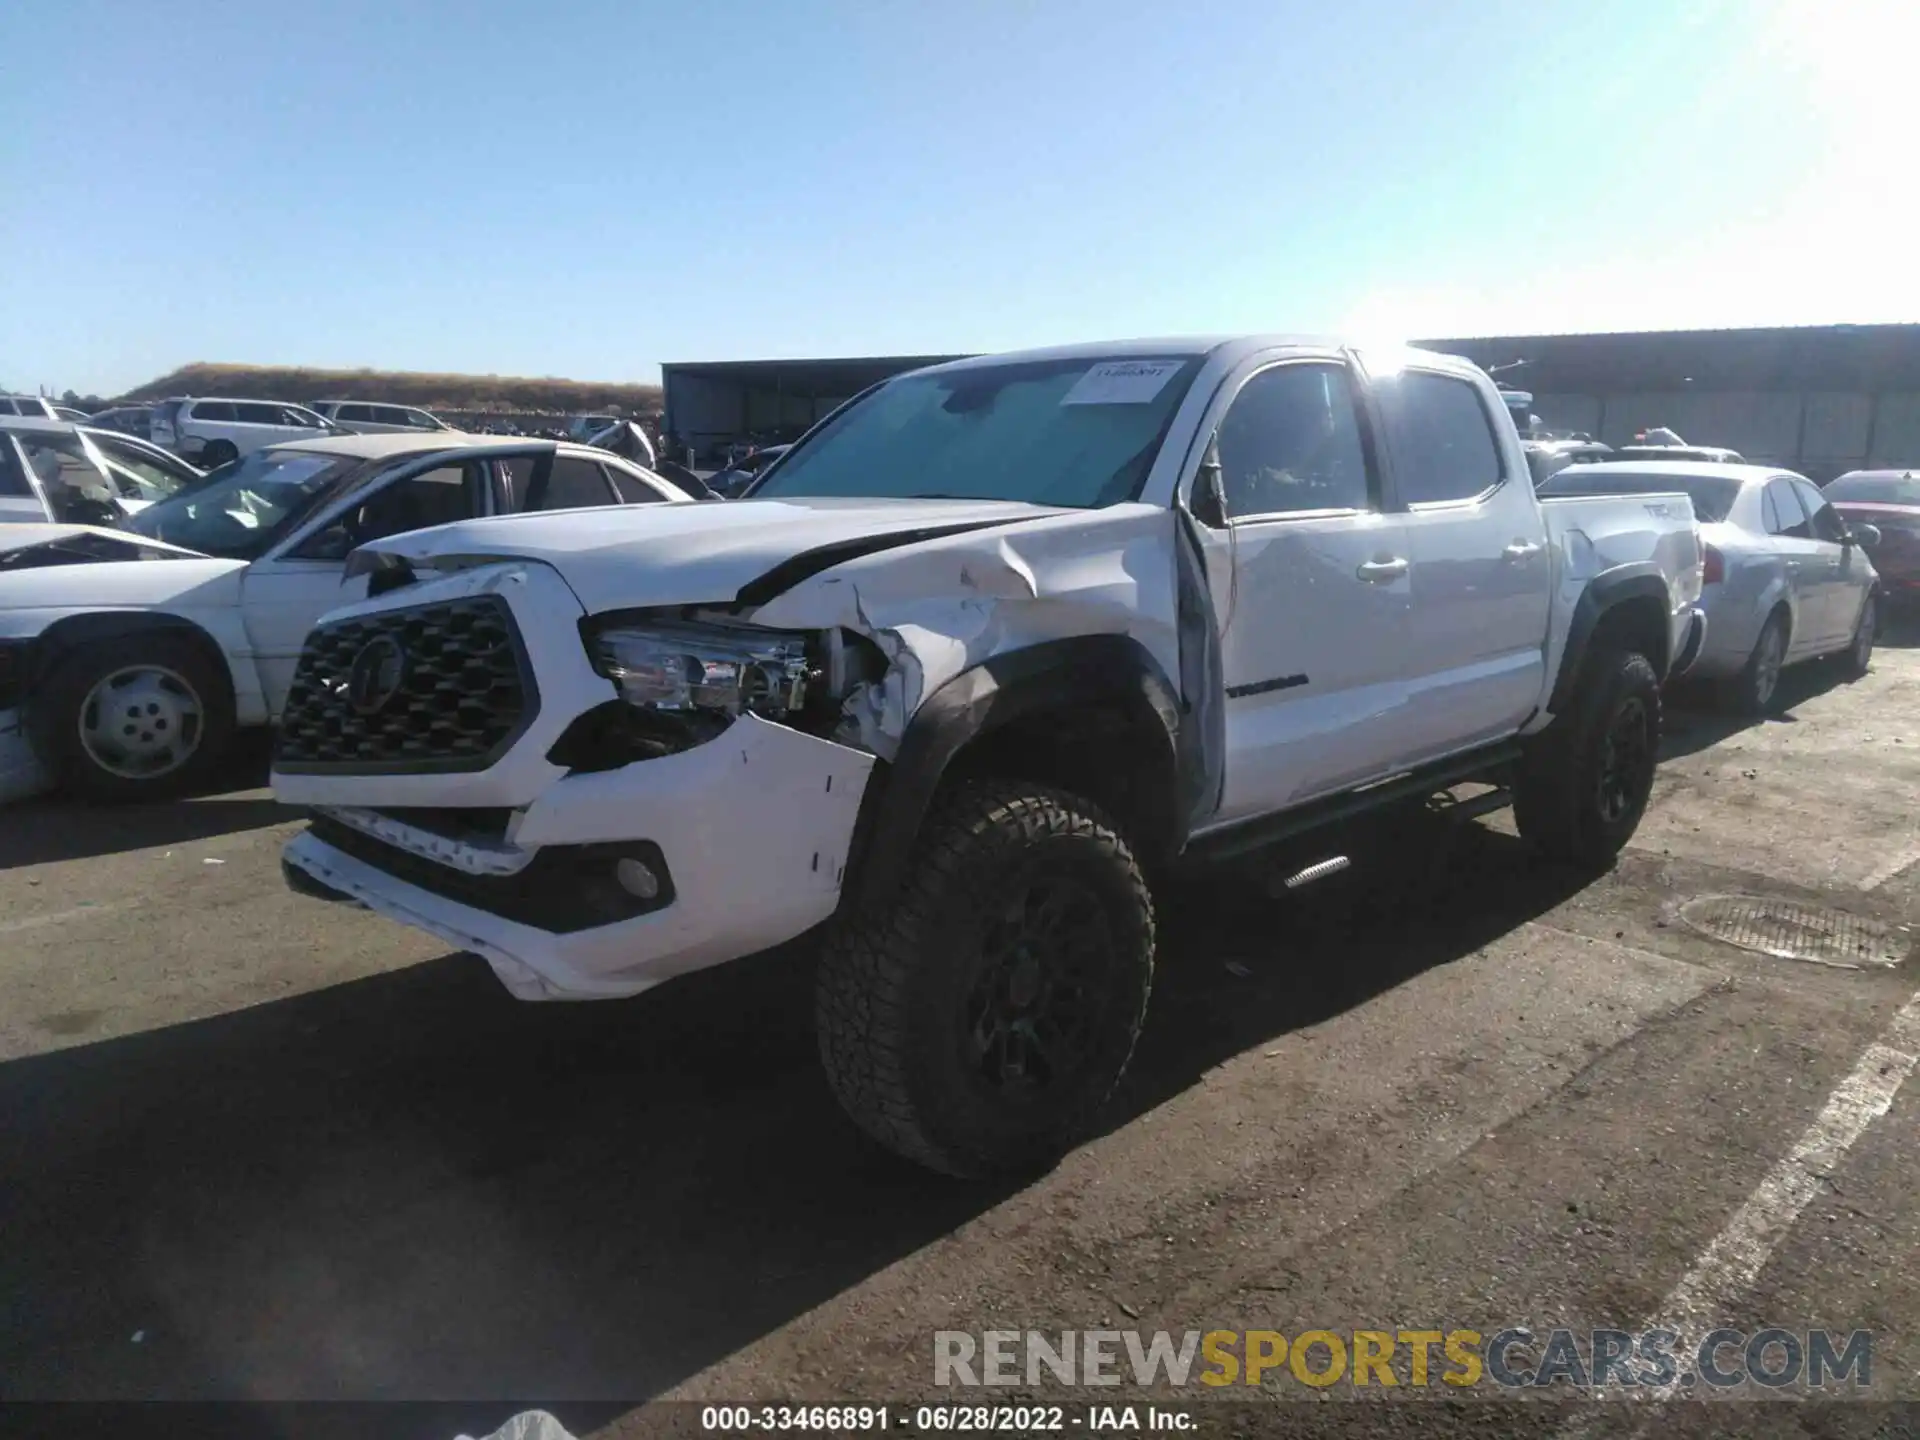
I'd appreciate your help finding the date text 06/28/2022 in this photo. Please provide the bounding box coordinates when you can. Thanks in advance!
[700,1404,1193,1432]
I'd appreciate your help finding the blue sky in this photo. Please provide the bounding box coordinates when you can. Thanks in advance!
[3,0,1913,396]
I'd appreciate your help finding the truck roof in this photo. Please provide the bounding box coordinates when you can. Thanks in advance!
[914,335,1486,381]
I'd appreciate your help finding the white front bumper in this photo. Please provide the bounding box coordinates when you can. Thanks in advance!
[274,565,876,1001]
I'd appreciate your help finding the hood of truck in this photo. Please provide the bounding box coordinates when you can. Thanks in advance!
[359,495,1069,614]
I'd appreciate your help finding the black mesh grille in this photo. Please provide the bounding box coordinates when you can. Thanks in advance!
[275,596,536,773]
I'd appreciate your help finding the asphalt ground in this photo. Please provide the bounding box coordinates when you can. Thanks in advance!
[3,620,1918,1440]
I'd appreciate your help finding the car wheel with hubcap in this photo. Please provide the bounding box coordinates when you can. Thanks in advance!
[1513,643,1662,870]
[29,634,236,802]
[1841,593,1876,679]
[1726,612,1787,715]
[816,780,1154,1178]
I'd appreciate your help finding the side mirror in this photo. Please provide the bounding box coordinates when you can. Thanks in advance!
[1848,522,1881,549]
[1189,437,1228,528]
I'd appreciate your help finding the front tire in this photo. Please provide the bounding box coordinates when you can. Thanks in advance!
[29,635,236,802]
[1513,645,1662,870]
[815,780,1155,1178]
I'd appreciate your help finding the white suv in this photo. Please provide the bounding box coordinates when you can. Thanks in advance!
[310,401,455,436]
[150,397,337,467]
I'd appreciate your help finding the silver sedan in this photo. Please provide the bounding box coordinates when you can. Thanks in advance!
[1538,461,1881,712]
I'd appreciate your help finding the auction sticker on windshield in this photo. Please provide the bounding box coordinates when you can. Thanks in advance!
[1060,360,1184,406]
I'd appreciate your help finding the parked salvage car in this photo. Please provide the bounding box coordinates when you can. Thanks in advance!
[0,433,695,801]
[586,419,657,467]
[709,443,790,498]
[1825,470,1920,606]
[0,396,58,419]
[273,335,1706,1178]
[1539,461,1879,711]
[310,401,457,436]
[566,414,623,443]
[1610,444,1745,465]
[0,419,205,525]
[83,405,157,439]
[149,396,343,467]
[1524,438,1612,487]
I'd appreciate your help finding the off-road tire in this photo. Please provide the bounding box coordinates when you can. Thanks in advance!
[28,634,236,803]
[815,780,1155,1178]
[1513,645,1661,870]
[1840,593,1877,680]
[1723,611,1788,715]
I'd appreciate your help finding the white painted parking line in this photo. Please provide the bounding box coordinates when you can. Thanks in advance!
[1653,989,1920,1343]
[1857,843,1920,892]
[1556,987,1920,1431]
[0,902,136,935]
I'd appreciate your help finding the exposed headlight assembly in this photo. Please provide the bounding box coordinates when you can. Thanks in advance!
[590,619,811,719]
[555,616,881,772]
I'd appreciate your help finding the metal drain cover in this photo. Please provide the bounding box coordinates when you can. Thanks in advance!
[1678,895,1913,969]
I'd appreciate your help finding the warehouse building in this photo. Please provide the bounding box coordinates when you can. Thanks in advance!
[1420,323,1920,483]
[661,354,965,461]
[664,325,1920,482]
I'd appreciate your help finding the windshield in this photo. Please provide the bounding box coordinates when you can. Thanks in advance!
[1825,473,1920,506]
[85,434,195,501]
[748,354,1205,507]
[122,447,361,557]
[1538,468,1743,523]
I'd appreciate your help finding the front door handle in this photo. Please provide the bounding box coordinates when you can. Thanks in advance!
[1503,540,1543,562]
[1356,557,1409,583]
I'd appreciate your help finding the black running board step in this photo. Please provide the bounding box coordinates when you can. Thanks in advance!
[1181,740,1523,868]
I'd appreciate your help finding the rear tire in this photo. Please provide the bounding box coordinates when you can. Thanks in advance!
[200,440,238,468]
[28,634,236,802]
[1513,645,1662,870]
[1840,593,1876,680]
[815,780,1155,1178]
[1723,611,1787,715]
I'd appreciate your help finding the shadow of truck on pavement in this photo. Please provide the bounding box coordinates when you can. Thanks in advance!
[0,813,1588,1404]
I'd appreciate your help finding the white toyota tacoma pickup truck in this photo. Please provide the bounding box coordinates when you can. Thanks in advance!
[273,337,1706,1176]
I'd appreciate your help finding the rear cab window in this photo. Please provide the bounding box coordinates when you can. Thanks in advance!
[1371,369,1505,506]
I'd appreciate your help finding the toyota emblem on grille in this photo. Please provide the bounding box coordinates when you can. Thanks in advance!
[345,635,408,714]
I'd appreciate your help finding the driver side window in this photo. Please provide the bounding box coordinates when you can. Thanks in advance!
[1216,362,1371,519]
[292,464,477,560]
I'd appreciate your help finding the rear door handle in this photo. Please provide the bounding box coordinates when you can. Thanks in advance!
[1503,540,1543,561]
[1356,557,1409,583]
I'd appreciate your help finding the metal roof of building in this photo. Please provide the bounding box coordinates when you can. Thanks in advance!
[661,355,970,394]
[1418,324,1920,391]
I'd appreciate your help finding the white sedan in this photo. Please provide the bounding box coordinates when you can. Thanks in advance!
[0,431,696,802]
[1538,461,1881,712]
